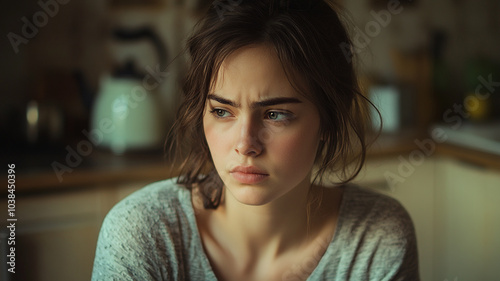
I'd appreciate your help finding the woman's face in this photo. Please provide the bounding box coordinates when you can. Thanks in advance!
[203,44,322,206]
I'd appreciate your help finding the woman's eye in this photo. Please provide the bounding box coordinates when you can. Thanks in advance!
[266,111,290,122]
[210,108,231,118]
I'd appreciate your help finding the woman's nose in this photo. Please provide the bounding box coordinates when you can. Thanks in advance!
[235,118,263,157]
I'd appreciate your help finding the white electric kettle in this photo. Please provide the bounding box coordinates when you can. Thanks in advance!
[91,26,167,154]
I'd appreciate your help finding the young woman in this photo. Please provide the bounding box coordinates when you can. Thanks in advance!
[92,1,419,280]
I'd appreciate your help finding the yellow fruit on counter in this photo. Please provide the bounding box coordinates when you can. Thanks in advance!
[465,93,490,121]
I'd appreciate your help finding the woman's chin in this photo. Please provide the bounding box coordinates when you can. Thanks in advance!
[226,185,276,206]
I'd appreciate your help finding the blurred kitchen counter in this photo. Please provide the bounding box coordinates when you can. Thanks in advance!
[369,133,500,170]
[434,143,500,170]
[5,132,500,195]
[7,148,177,195]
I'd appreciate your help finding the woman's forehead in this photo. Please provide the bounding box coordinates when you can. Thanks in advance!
[210,44,310,101]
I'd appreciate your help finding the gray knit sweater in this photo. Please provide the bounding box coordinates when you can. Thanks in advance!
[92,178,419,280]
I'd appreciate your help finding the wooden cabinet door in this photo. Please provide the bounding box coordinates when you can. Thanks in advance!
[0,188,109,281]
[11,222,100,281]
[434,157,500,281]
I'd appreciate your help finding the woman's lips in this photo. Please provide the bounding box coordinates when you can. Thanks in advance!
[231,172,269,184]
[230,166,269,184]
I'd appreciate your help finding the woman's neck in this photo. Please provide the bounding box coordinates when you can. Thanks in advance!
[215,179,320,259]
[193,180,343,281]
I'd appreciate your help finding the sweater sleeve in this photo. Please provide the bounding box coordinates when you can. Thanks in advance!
[370,201,420,281]
[91,179,215,281]
[361,195,420,281]
[317,186,420,281]
[91,197,167,281]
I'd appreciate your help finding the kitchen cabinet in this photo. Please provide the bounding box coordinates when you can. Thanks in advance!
[356,155,500,281]
[433,157,500,281]
[0,182,147,281]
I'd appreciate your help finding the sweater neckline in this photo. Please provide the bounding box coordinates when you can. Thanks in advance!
[182,185,353,280]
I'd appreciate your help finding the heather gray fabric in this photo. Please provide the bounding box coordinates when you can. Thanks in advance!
[92,178,419,281]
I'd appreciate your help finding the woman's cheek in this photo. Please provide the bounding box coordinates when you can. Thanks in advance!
[204,121,232,157]
[275,134,313,160]
[273,128,319,169]
[203,120,218,152]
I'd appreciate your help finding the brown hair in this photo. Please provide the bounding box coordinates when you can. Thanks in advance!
[169,0,374,209]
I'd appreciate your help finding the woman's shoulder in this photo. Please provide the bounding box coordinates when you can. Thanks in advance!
[341,184,413,228]
[334,184,417,248]
[312,185,420,280]
[103,177,194,228]
[93,178,201,280]
[96,177,197,258]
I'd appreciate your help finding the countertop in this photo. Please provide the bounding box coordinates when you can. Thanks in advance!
[5,132,500,195]
[4,147,176,195]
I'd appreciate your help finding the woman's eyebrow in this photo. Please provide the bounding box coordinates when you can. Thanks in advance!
[208,94,238,107]
[207,93,302,108]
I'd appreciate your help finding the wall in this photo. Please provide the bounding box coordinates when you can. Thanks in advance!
[343,0,500,103]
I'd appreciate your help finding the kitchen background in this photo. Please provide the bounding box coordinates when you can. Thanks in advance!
[0,0,499,280]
